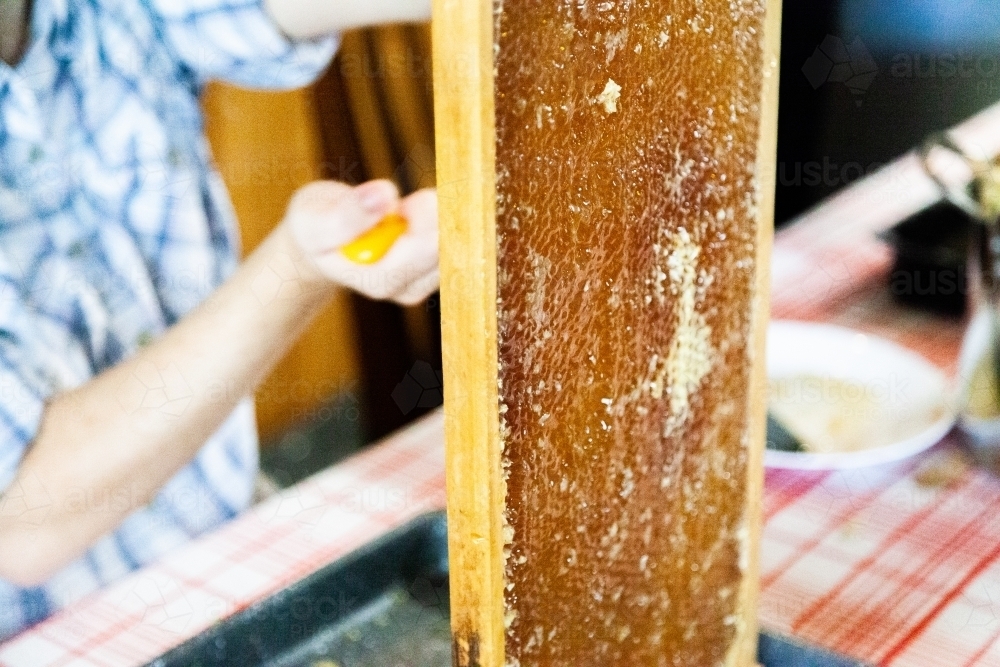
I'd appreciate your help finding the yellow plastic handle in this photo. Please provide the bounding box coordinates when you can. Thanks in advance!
[341,212,408,264]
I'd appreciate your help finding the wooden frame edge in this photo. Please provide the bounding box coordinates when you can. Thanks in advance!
[733,0,784,665]
[432,1,505,665]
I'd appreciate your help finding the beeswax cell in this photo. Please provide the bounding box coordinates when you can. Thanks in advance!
[494,1,771,664]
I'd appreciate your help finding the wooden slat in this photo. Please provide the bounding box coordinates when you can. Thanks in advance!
[432,1,505,665]
[739,0,784,663]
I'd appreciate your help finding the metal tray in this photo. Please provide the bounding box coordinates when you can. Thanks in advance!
[146,512,868,667]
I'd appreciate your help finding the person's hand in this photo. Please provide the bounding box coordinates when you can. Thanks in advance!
[283,179,439,305]
[0,178,440,587]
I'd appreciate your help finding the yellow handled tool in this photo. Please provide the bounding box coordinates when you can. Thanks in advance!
[341,212,408,264]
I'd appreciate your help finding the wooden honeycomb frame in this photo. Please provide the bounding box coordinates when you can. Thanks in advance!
[433,2,781,664]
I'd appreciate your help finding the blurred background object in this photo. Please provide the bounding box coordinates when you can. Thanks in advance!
[777,0,1000,224]
[202,25,439,487]
[778,0,1000,319]
[883,202,972,316]
[199,1,1000,485]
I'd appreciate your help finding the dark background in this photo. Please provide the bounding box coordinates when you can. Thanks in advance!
[776,0,1000,225]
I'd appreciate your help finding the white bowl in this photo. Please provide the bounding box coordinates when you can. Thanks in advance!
[765,321,956,470]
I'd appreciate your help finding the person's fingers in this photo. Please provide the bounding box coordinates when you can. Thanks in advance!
[380,219,439,275]
[398,188,438,235]
[288,179,400,254]
[290,182,439,301]
[392,268,440,306]
[315,213,438,281]
[370,189,439,277]
[309,240,436,300]
[310,219,438,277]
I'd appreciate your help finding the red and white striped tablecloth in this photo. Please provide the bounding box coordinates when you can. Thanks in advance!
[0,414,447,667]
[2,217,996,666]
[761,202,991,666]
[760,440,1000,666]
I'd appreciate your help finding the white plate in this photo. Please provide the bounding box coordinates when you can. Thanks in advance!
[765,321,956,470]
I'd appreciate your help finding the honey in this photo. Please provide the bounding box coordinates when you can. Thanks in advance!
[494,0,770,663]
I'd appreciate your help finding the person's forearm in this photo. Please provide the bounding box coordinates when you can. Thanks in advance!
[264,0,430,40]
[0,176,439,586]
[0,224,334,586]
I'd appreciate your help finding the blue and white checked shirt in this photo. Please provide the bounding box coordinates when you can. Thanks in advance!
[0,0,335,640]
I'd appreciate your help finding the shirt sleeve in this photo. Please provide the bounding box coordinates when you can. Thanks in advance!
[0,280,93,494]
[143,0,338,89]
[0,314,56,494]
